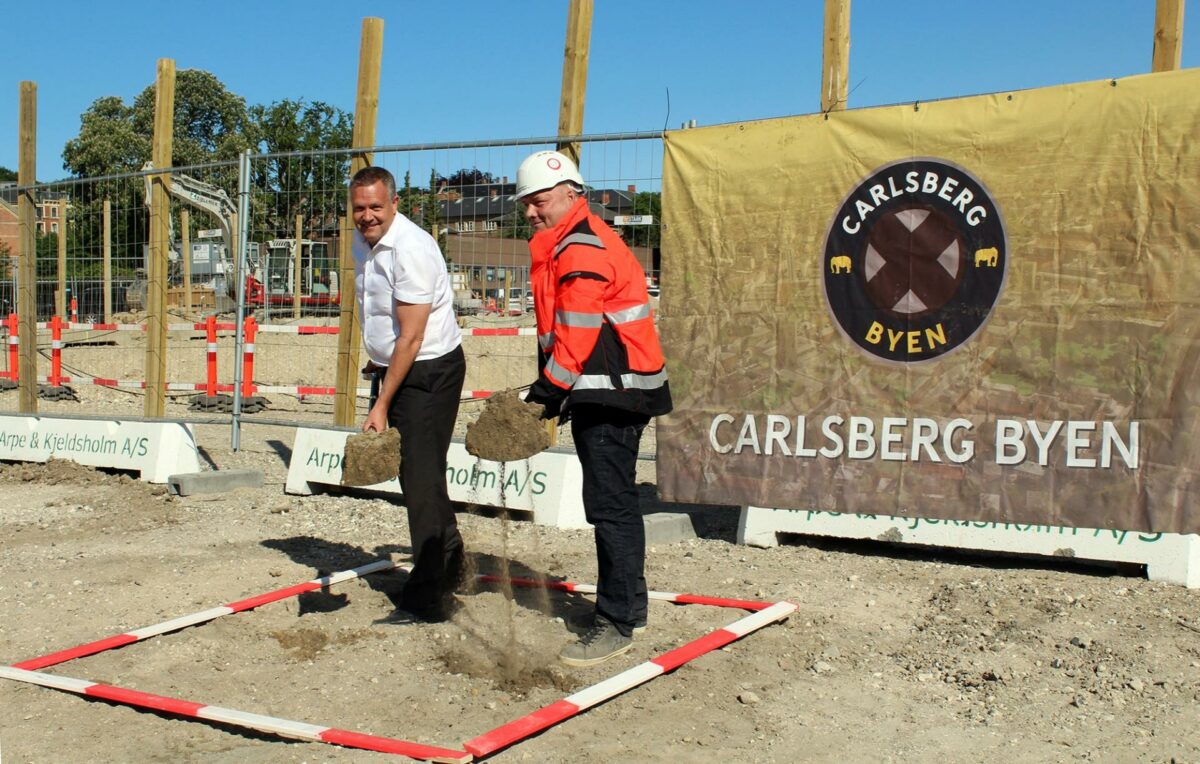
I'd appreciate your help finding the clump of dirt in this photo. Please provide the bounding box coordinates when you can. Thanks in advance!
[465,389,550,462]
[0,458,129,486]
[271,627,382,662]
[438,643,574,694]
[341,428,400,486]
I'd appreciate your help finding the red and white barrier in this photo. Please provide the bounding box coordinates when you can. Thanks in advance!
[475,574,777,612]
[4,557,794,761]
[0,665,470,763]
[0,314,522,395]
[13,558,403,671]
[462,600,797,758]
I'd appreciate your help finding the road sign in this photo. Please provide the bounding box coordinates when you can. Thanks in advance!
[196,228,223,239]
[614,215,654,225]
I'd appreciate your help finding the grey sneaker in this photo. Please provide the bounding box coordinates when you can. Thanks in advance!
[559,620,633,667]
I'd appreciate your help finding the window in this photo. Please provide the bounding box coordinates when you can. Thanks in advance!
[484,221,498,232]
[496,268,506,280]
[459,220,475,233]
[51,222,59,233]
[486,267,495,281]
[48,205,58,219]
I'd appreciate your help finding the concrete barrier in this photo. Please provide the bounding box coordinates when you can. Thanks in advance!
[738,505,1200,588]
[285,427,588,529]
[0,414,200,483]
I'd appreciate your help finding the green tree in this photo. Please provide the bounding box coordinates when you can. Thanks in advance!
[0,166,17,182]
[63,70,252,178]
[423,168,446,254]
[60,70,252,278]
[445,168,496,189]
[61,96,150,178]
[249,98,353,236]
[629,191,662,249]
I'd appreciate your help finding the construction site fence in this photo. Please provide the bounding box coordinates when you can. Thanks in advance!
[0,132,664,442]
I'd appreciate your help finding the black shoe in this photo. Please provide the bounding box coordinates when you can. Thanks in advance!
[374,595,460,625]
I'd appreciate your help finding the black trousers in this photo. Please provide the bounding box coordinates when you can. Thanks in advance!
[570,405,650,637]
[380,344,466,612]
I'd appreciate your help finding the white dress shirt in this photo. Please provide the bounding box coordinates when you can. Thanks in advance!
[352,213,462,366]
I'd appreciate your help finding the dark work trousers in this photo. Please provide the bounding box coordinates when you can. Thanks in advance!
[379,344,466,612]
[570,405,650,637]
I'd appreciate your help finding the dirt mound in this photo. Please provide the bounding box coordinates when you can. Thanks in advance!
[0,458,132,486]
[340,428,400,486]
[465,389,550,462]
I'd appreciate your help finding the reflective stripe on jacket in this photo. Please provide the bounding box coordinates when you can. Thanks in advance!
[529,197,672,417]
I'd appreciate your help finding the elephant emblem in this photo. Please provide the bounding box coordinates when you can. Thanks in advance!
[829,255,852,274]
[974,247,999,267]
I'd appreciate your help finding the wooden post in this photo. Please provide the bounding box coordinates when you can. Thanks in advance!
[102,197,112,322]
[17,82,38,413]
[56,199,66,317]
[1152,0,1185,72]
[821,0,851,113]
[180,209,191,315]
[293,213,303,319]
[555,0,593,167]
[335,17,383,426]
[145,58,175,418]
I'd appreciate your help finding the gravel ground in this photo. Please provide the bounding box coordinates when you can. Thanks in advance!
[0,326,1198,763]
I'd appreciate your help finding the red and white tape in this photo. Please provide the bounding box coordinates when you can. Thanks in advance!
[476,574,776,612]
[0,665,470,763]
[13,559,402,671]
[5,559,793,761]
[462,600,797,757]
[18,322,535,337]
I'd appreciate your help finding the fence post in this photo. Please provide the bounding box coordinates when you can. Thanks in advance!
[231,149,252,451]
[1152,0,1185,72]
[293,213,303,319]
[145,58,175,418]
[17,81,38,413]
[102,196,112,322]
[555,0,593,167]
[335,17,384,427]
[181,208,192,315]
[56,199,67,318]
[822,0,851,113]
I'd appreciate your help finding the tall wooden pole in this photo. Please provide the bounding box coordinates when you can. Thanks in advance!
[292,213,303,319]
[145,58,175,418]
[17,82,38,413]
[821,0,851,113]
[555,0,593,167]
[1152,0,1185,72]
[56,199,67,317]
[102,197,112,322]
[180,209,191,315]
[335,17,383,426]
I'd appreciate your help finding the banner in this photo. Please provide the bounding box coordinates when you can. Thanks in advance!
[657,69,1200,534]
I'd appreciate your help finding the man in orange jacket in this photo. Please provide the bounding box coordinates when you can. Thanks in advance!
[515,150,672,666]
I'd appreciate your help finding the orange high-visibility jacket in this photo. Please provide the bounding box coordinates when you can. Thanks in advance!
[529,197,672,416]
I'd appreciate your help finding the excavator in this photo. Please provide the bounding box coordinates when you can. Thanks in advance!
[138,163,340,314]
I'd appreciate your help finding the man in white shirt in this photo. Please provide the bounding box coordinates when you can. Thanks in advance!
[350,166,466,623]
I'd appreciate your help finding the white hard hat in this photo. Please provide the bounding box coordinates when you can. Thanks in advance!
[512,150,584,201]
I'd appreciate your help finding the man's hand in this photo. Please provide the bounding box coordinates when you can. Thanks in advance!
[363,405,389,433]
[526,376,566,419]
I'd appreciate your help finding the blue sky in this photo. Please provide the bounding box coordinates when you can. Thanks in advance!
[2,1,1196,180]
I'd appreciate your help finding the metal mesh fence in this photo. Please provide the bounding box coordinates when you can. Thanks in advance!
[0,133,663,428]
